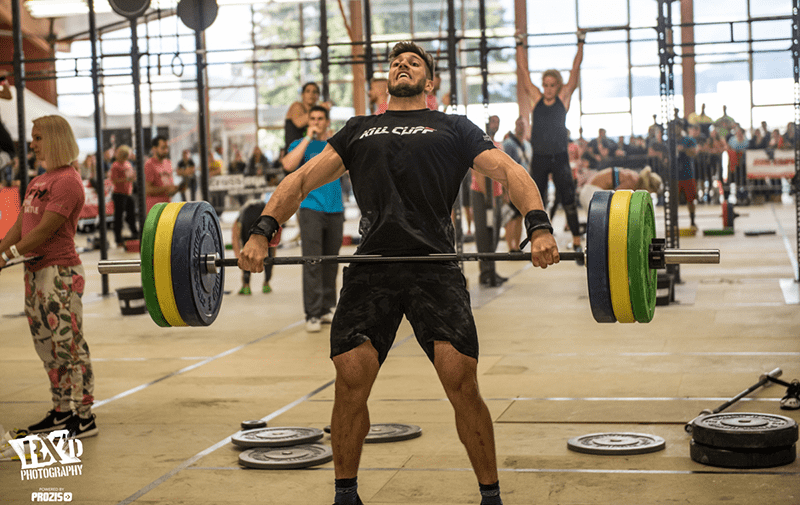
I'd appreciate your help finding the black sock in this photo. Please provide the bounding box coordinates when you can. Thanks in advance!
[334,477,360,505]
[479,481,503,505]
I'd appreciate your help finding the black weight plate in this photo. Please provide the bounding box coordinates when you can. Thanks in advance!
[567,432,665,455]
[365,423,422,443]
[322,423,422,443]
[690,440,796,469]
[171,201,225,326]
[241,420,267,431]
[691,412,799,449]
[231,427,324,448]
[238,444,332,470]
[586,191,616,323]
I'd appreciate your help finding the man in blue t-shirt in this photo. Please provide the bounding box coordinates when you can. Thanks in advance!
[283,105,344,333]
[240,41,559,505]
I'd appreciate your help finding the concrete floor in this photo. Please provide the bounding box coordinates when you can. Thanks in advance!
[1,199,798,504]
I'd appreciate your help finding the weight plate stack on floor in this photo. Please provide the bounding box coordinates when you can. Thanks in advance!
[689,412,798,468]
[233,427,330,470]
[586,191,615,323]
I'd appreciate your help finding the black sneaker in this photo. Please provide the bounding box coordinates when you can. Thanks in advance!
[66,414,99,439]
[28,410,75,433]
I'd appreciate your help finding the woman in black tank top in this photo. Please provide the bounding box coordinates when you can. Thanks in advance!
[284,82,331,148]
[515,29,585,253]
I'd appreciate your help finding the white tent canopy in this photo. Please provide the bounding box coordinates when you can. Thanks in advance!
[0,88,95,142]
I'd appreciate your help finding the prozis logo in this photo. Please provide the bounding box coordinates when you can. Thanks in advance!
[30,488,73,502]
[8,430,83,481]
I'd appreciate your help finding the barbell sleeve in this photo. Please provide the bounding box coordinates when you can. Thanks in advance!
[97,248,720,275]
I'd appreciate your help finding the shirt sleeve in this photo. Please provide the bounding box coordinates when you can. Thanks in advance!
[327,117,358,166]
[457,116,495,167]
[45,173,84,218]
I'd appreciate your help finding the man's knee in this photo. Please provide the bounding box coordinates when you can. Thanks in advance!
[333,341,380,398]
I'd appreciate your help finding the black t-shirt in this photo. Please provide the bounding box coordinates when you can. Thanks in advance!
[328,109,495,256]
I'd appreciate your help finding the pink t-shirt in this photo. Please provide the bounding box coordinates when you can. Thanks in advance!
[21,166,84,271]
[144,156,173,213]
[110,160,134,195]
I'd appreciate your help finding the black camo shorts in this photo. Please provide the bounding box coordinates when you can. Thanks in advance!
[330,261,478,364]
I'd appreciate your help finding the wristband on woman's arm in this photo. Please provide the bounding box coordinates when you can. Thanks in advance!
[9,245,20,258]
[1,251,9,262]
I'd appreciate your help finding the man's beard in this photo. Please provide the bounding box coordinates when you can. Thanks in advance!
[388,78,426,98]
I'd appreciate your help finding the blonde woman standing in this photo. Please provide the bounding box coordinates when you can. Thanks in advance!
[0,115,97,439]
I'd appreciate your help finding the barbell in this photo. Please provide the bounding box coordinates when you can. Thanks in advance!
[97,190,720,327]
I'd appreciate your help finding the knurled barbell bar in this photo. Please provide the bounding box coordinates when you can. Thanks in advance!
[97,191,720,327]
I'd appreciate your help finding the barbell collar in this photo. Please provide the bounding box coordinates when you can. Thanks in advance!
[97,247,720,275]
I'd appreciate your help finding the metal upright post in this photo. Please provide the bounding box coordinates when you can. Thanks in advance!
[132,20,148,236]
[446,0,463,261]
[88,0,109,296]
[363,0,374,81]
[657,0,680,284]
[11,0,27,198]
[195,4,209,203]
[320,0,330,102]
[793,0,800,282]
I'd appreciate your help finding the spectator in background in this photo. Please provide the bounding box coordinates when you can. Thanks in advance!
[714,105,736,140]
[516,28,585,257]
[587,128,617,167]
[501,117,532,252]
[284,82,330,148]
[677,124,699,230]
[176,149,197,201]
[0,71,14,156]
[0,115,97,439]
[282,105,344,332]
[228,148,247,175]
[783,122,795,148]
[749,128,769,150]
[79,154,96,182]
[109,145,138,248]
[369,77,389,114]
[144,135,178,214]
[247,146,269,176]
[231,198,274,295]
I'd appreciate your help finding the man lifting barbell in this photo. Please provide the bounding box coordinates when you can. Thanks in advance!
[238,41,558,505]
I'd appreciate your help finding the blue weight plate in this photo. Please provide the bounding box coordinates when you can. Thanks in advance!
[586,191,616,323]
[171,201,225,326]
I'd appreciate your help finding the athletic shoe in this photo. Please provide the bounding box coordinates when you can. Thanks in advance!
[28,410,74,434]
[238,286,252,295]
[262,285,272,294]
[321,310,335,324]
[306,317,322,333]
[66,414,98,439]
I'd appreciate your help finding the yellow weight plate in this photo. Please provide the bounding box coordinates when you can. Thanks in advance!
[154,202,187,327]
[608,190,635,323]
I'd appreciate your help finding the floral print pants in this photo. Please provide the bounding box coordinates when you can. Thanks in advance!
[24,264,94,416]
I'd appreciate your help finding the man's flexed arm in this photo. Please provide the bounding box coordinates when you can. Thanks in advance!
[238,144,345,273]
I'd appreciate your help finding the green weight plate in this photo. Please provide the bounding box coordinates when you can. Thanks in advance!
[140,203,170,327]
[627,191,656,323]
